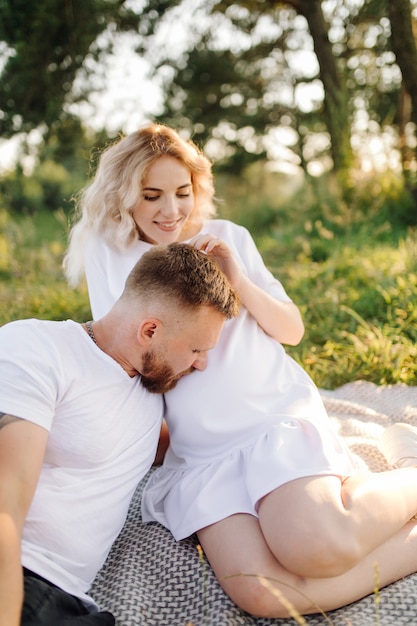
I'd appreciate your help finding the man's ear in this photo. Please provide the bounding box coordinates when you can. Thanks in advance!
[136,318,163,346]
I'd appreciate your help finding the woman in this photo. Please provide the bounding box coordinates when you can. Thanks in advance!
[65,122,417,618]
[65,123,216,317]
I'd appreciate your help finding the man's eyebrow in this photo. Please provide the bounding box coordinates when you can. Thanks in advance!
[0,412,24,430]
[194,343,217,352]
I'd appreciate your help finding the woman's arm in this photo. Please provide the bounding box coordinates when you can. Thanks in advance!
[235,274,304,345]
[190,233,304,346]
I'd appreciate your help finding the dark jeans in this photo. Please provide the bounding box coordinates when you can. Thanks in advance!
[21,568,115,625]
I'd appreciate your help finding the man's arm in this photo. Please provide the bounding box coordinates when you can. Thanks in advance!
[0,412,48,626]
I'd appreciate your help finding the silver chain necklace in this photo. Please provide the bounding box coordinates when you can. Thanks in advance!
[85,321,97,345]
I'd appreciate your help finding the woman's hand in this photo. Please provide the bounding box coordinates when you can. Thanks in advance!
[189,234,244,290]
[189,233,304,345]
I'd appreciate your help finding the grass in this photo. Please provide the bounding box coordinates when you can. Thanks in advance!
[1,169,416,390]
[280,234,417,388]
[0,207,91,323]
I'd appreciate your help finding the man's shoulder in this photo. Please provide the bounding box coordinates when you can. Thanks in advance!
[0,318,50,341]
[0,319,82,362]
[1,318,74,340]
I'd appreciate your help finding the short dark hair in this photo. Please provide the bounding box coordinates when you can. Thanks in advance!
[122,243,240,319]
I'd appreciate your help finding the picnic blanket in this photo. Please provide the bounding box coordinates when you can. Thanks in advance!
[90,381,417,626]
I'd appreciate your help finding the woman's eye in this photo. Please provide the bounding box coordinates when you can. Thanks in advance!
[177,193,190,198]
[143,195,159,201]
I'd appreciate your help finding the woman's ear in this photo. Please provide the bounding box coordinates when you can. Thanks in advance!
[136,318,162,346]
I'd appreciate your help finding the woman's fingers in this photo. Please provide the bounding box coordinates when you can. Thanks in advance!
[189,234,229,256]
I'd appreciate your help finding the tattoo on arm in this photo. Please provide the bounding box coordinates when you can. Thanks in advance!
[0,412,24,430]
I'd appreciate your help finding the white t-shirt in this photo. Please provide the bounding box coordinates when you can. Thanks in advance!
[0,319,163,607]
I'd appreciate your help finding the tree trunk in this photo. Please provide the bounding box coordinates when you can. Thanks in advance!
[398,84,412,172]
[278,0,353,173]
[388,0,417,175]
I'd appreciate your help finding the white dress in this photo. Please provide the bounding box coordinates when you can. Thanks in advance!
[84,219,357,541]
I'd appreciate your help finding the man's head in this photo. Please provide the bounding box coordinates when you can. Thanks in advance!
[111,243,240,392]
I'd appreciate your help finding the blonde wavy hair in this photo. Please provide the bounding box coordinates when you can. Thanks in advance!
[64,123,216,286]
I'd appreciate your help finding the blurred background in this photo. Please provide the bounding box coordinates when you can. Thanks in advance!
[0,0,416,388]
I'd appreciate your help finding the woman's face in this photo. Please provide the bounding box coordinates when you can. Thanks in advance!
[132,155,198,244]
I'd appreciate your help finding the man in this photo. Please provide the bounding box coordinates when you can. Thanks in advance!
[0,243,240,626]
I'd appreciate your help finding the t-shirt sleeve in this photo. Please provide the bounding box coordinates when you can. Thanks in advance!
[0,322,58,431]
[233,224,292,302]
[84,236,119,320]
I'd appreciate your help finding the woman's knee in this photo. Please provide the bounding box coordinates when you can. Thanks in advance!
[259,477,364,577]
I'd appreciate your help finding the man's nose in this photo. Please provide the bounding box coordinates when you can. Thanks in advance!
[192,353,207,371]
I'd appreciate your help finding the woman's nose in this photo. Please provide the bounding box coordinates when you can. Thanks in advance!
[160,195,178,217]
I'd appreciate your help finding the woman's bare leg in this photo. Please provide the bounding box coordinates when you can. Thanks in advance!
[259,469,417,577]
[197,513,417,619]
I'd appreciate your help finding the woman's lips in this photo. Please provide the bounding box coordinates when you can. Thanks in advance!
[155,220,181,231]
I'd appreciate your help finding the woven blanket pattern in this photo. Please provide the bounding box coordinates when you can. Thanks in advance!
[90,381,417,626]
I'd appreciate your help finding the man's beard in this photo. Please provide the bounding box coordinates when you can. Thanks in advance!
[140,350,193,394]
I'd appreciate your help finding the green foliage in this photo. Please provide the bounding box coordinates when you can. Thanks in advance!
[0,119,100,214]
[215,161,298,235]
[1,0,416,184]
[151,0,366,174]
[0,0,122,136]
[0,208,90,323]
[283,236,417,389]
[0,161,75,214]
[155,40,277,172]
